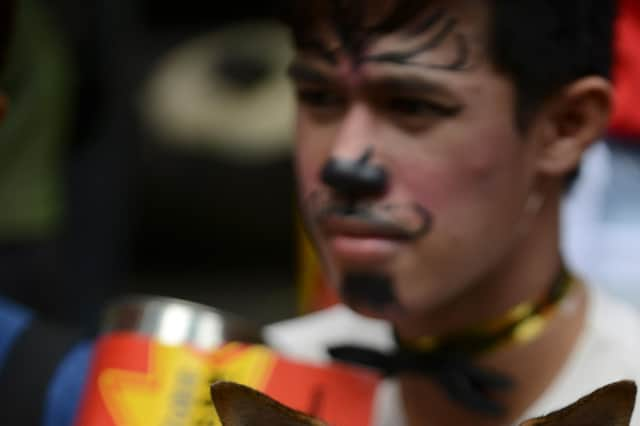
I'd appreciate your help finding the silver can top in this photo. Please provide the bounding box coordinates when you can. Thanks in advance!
[102,295,263,351]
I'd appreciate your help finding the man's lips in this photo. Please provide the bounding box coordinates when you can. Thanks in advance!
[320,214,415,241]
[305,192,433,264]
[318,214,413,264]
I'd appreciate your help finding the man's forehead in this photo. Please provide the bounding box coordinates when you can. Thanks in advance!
[292,0,488,75]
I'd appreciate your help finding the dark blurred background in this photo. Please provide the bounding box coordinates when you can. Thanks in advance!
[0,0,298,330]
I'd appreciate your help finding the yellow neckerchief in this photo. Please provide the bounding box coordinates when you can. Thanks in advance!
[395,271,574,356]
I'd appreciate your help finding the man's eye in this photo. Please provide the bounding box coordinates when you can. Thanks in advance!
[296,89,344,108]
[386,98,460,117]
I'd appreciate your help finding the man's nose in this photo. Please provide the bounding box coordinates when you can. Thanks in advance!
[321,148,388,198]
[319,105,388,198]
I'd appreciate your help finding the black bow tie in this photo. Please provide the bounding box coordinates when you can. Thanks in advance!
[328,345,514,416]
[326,271,574,416]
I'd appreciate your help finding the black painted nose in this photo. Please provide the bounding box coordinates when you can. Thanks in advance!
[321,153,388,198]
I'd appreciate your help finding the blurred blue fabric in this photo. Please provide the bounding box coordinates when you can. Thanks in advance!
[0,296,93,426]
[562,139,640,307]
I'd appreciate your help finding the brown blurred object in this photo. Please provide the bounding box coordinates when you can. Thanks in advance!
[121,10,297,322]
[0,0,298,327]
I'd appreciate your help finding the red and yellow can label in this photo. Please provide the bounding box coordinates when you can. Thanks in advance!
[75,333,379,426]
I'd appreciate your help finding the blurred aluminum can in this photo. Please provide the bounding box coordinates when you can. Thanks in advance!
[74,295,266,426]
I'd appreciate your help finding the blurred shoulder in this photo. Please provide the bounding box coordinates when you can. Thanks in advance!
[524,282,640,423]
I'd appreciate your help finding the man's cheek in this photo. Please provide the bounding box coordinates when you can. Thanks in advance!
[395,167,459,213]
[296,168,322,199]
[295,148,322,190]
[405,152,507,211]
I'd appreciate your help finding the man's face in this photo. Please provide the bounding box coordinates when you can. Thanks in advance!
[292,1,545,322]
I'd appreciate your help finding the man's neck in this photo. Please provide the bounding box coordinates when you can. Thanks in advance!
[400,283,587,426]
[395,188,566,339]
[395,189,590,424]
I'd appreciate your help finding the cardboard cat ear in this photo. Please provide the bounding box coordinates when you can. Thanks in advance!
[520,381,637,426]
[210,381,328,426]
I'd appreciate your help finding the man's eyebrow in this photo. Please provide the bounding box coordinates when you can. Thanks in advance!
[287,63,452,96]
[287,62,331,84]
[369,75,450,95]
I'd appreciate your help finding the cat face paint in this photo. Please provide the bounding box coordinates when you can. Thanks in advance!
[302,160,433,317]
[291,5,474,76]
[341,272,399,314]
[305,164,433,315]
[294,1,544,324]
[307,189,432,248]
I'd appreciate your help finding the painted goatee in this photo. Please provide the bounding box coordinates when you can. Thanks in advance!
[341,273,397,311]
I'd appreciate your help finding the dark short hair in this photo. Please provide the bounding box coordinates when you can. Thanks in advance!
[0,0,16,70]
[280,0,618,130]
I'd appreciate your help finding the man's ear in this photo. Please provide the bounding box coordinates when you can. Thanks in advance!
[535,76,612,176]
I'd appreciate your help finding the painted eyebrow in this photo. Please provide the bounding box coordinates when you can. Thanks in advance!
[363,16,458,66]
[368,76,450,95]
[429,33,470,71]
[407,7,447,36]
[287,62,454,100]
